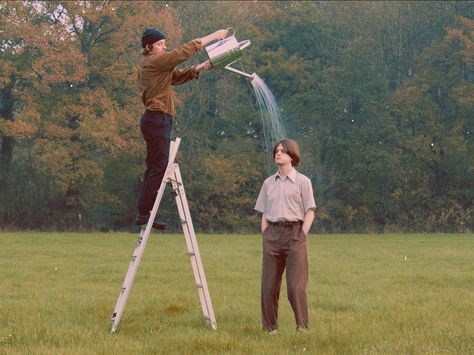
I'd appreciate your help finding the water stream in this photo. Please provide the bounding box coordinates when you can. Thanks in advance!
[250,74,287,168]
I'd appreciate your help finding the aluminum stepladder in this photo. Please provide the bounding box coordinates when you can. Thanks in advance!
[111,137,217,333]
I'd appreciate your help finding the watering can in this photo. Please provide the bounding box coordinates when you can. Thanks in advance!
[205,28,255,79]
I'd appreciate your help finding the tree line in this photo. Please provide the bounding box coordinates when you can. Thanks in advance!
[0,1,472,233]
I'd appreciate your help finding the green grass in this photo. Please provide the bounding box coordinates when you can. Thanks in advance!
[0,232,473,354]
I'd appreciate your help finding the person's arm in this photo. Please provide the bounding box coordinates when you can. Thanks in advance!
[200,29,229,47]
[151,40,202,70]
[196,59,212,72]
[255,180,268,233]
[171,60,212,85]
[261,214,269,233]
[150,29,228,72]
[171,66,199,85]
[301,208,315,236]
[300,175,316,236]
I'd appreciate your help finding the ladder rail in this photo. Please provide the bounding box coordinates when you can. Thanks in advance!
[110,139,181,333]
[171,165,217,330]
[110,138,217,333]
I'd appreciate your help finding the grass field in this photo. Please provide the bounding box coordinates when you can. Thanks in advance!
[0,232,472,354]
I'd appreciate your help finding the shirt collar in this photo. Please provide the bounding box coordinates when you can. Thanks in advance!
[275,167,297,182]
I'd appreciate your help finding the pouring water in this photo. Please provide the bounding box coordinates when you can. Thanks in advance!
[205,31,287,167]
[250,74,287,167]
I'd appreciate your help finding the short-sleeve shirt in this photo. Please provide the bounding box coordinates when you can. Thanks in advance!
[255,168,316,222]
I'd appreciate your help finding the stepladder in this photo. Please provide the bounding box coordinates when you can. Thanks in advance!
[111,137,217,333]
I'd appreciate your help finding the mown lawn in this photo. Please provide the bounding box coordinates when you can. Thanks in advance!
[0,232,472,354]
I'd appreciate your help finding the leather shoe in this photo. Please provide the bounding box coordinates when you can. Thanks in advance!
[135,213,166,230]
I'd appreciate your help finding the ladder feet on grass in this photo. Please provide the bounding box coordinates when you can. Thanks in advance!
[111,138,216,333]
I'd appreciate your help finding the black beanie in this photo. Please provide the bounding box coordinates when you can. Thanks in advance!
[141,28,166,48]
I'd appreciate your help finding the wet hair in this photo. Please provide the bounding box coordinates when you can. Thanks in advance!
[273,138,301,166]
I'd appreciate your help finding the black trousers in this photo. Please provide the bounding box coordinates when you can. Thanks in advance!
[137,110,172,214]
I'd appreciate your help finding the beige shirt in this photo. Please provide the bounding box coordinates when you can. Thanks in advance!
[255,168,316,222]
[137,39,202,116]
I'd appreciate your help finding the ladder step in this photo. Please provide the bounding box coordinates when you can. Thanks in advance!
[110,147,216,332]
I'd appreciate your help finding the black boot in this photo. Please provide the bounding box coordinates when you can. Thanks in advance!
[135,213,166,230]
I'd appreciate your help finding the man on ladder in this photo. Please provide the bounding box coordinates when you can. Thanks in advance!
[134,27,229,229]
[111,27,229,334]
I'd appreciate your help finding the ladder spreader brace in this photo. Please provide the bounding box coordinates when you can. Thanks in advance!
[111,137,217,333]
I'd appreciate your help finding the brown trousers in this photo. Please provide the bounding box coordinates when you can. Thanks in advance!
[261,222,308,331]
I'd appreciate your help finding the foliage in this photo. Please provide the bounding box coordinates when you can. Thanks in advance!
[0,1,472,232]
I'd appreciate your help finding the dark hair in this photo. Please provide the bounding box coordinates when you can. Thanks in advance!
[273,139,301,166]
[142,44,153,56]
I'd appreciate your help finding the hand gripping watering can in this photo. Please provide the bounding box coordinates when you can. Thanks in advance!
[205,28,255,79]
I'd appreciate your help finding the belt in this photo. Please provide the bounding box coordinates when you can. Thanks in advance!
[144,110,173,119]
[268,220,302,227]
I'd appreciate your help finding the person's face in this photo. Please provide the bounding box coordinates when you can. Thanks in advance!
[274,144,292,166]
[149,39,166,55]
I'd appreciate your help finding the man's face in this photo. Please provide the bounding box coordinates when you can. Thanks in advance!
[149,39,167,55]
[274,144,292,166]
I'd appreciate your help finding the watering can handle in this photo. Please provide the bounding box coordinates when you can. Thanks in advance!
[239,40,251,50]
[213,28,234,49]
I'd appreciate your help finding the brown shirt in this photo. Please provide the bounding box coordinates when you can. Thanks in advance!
[255,168,316,222]
[137,39,203,116]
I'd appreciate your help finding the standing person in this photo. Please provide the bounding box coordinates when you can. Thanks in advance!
[135,27,229,228]
[255,139,316,334]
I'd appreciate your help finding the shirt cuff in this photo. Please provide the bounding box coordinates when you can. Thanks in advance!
[191,65,201,80]
[192,38,203,52]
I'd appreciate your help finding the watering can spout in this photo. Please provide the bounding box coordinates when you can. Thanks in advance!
[224,64,254,79]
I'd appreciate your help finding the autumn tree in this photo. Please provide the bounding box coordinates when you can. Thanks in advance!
[0,1,183,228]
[0,1,472,232]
